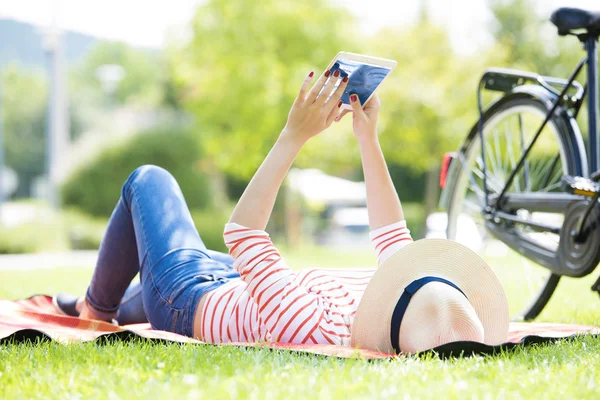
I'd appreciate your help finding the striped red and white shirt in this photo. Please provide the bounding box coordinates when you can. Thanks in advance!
[199,220,412,345]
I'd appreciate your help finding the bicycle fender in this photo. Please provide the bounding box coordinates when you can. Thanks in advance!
[439,85,588,209]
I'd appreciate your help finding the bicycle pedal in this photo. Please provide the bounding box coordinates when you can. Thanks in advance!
[562,176,600,197]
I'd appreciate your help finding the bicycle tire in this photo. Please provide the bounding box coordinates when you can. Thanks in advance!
[444,91,586,320]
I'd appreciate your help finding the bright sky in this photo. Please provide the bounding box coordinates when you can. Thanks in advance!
[1,0,599,53]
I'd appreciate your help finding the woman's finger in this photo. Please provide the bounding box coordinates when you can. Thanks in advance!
[315,69,342,105]
[295,71,315,105]
[326,100,344,125]
[305,69,332,104]
[349,93,364,118]
[324,74,349,111]
[334,109,351,122]
[362,93,381,116]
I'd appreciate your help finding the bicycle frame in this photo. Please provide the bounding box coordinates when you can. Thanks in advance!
[586,36,599,172]
[477,35,599,214]
[453,35,600,277]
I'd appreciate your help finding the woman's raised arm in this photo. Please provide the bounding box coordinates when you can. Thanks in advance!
[340,94,404,230]
[229,69,348,230]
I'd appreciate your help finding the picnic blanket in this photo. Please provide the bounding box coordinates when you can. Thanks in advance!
[1,295,599,359]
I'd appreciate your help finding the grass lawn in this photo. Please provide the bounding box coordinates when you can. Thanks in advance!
[2,247,600,399]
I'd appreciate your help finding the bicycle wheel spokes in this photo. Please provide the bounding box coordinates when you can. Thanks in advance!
[448,103,568,318]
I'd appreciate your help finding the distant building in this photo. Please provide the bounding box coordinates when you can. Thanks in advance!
[287,169,370,247]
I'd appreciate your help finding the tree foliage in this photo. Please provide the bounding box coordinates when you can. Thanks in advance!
[369,21,480,171]
[489,0,583,77]
[61,127,210,217]
[6,0,594,207]
[2,64,86,198]
[170,0,518,179]
[1,65,47,197]
[171,0,353,179]
[71,41,167,107]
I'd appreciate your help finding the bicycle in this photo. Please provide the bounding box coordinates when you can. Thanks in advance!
[440,7,600,321]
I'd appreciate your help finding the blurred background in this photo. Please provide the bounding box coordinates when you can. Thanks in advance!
[0,0,597,256]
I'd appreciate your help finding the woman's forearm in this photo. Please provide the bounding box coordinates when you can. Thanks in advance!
[358,136,404,230]
[229,68,348,230]
[229,134,304,230]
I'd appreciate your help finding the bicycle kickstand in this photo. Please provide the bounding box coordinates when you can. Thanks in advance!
[591,275,600,297]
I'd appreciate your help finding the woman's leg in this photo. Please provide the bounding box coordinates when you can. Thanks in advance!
[113,250,234,325]
[83,191,144,321]
[113,282,146,324]
[84,165,208,320]
[84,164,237,335]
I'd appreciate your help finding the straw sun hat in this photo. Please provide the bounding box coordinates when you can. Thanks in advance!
[351,238,509,354]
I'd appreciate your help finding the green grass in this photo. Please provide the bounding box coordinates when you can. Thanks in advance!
[2,248,600,399]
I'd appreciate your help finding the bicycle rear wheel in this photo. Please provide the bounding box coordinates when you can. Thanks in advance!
[445,94,586,320]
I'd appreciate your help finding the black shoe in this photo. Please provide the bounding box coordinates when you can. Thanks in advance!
[53,292,120,325]
[52,292,81,317]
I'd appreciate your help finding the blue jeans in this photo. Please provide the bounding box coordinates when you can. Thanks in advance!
[85,165,240,337]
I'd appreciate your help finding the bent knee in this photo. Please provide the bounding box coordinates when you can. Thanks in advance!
[129,164,174,183]
[122,165,175,195]
[133,164,171,179]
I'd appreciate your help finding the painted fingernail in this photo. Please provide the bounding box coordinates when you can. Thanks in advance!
[309,71,314,77]
[325,70,331,77]
[338,100,342,108]
[334,70,340,77]
[351,94,357,102]
[342,76,348,83]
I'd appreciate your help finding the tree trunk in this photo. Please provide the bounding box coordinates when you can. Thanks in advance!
[201,158,229,210]
[422,166,440,237]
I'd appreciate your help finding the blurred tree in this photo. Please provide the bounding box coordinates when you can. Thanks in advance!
[1,65,47,197]
[71,41,167,108]
[61,127,210,217]
[367,18,492,173]
[2,65,86,198]
[169,0,588,214]
[489,0,591,140]
[489,0,583,77]
[364,18,489,224]
[171,0,354,181]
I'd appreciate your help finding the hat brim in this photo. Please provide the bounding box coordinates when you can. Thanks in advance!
[350,238,509,353]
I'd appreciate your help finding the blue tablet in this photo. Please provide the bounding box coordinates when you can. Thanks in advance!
[326,52,397,109]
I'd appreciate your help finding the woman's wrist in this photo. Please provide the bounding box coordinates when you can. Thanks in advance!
[280,128,310,148]
[276,131,306,155]
[357,133,380,149]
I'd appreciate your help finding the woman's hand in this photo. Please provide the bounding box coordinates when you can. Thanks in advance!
[335,94,381,143]
[281,69,349,144]
[344,93,403,230]
[229,69,347,231]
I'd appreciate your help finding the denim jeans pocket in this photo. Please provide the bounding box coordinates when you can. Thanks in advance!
[168,278,199,305]
[170,308,182,333]
[145,271,184,332]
